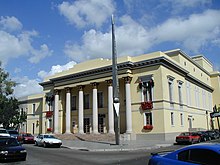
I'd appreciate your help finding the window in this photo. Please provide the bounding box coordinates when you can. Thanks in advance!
[71,96,77,111]
[171,112,174,126]
[98,92,104,108]
[186,81,191,106]
[178,150,189,161]
[168,81,174,102]
[141,82,153,102]
[32,104,36,114]
[189,149,220,165]
[180,113,183,126]
[178,149,220,165]
[144,113,152,125]
[178,81,183,105]
[202,90,206,109]
[84,94,90,109]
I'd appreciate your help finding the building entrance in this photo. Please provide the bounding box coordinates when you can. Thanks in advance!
[84,118,90,133]
[98,114,105,133]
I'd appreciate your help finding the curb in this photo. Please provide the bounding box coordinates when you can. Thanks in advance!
[61,143,173,152]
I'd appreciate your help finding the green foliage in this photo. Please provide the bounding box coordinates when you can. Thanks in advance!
[0,62,26,128]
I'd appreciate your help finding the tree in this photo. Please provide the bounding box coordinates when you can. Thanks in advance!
[0,62,25,129]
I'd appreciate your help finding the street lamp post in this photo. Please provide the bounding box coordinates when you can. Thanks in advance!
[111,15,120,145]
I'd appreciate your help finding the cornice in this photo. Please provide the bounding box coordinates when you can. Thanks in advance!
[39,55,213,92]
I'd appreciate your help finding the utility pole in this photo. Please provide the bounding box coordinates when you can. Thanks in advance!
[111,14,120,145]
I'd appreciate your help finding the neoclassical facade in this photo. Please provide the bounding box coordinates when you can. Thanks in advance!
[19,49,220,141]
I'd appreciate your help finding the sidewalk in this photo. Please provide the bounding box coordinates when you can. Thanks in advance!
[61,139,174,151]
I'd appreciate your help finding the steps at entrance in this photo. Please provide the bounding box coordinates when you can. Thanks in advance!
[54,133,115,142]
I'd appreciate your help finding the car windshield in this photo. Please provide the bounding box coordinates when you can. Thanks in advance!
[44,135,56,138]
[8,130,18,134]
[0,138,20,147]
[24,133,33,137]
[180,132,190,136]
[0,130,7,133]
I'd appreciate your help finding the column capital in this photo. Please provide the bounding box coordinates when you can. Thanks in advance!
[65,87,71,93]
[91,82,99,89]
[54,89,60,95]
[78,85,85,91]
[106,79,113,86]
[123,76,132,84]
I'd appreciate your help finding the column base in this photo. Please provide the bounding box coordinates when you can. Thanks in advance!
[78,131,85,134]
[126,130,132,134]
[92,131,99,134]
[64,132,72,134]
[108,130,115,134]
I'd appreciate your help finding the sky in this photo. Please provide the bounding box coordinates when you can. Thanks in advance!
[0,0,220,98]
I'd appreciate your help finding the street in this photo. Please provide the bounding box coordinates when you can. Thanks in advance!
[0,143,181,165]
[1,139,219,165]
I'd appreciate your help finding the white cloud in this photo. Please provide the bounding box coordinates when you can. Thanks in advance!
[152,9,220,53]
[58,0,115,28]
[0,16,23,32]
[64,15,151,62]
[0,16,53,65]
[13,76,43,98]
[28,44,53,63]
[64,9,220,61]
[38,61,77,79]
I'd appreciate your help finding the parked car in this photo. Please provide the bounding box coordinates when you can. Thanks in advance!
[196,131,211,142]
[205,130,218,140]
[35,134,62,148]
[213,129,220,139]
[0,136,27,162]
[17,133,35,144]
[7,130,19,139]
[176,132,201,144]
[148,143,220,165]
[0,129,10,137]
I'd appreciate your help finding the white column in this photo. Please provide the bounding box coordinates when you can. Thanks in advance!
[78,86,84,134]
[125,77,132,133]
[107,80,114,134]
[92,83,99,134]
[47,119,50,128]
[54,90,59,134]
[65,88,71,134]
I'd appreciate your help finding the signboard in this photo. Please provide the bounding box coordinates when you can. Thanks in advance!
[113,103,120,116]
[210,112,220,118]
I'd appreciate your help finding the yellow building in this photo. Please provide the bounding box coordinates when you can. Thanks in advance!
[19,49,220,141]
[19,94,43,135]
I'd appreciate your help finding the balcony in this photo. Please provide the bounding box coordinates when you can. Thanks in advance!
[141,101,153,110]
[47,128,52,132]
[143,125,153,130]
[46,111,53,118]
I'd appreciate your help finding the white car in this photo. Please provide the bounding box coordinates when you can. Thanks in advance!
[0,128,10,137]
[35,134,62,148]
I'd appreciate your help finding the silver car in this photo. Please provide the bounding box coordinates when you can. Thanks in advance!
[34,134,62,148]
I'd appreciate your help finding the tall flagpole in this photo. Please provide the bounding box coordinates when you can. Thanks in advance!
[111,14,120,145]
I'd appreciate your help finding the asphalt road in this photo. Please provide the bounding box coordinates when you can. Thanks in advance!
[1,139,219,165]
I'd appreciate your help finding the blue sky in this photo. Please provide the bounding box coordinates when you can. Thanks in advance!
[0,0,220,98]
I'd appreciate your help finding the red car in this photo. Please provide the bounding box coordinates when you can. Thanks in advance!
[176,132,201,144]
[18,133,35,144]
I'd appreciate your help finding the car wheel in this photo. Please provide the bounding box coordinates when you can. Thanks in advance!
[208,137,211,141]
[43,142,47,148]
[35,141,38,146]
[203,137,207,141]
